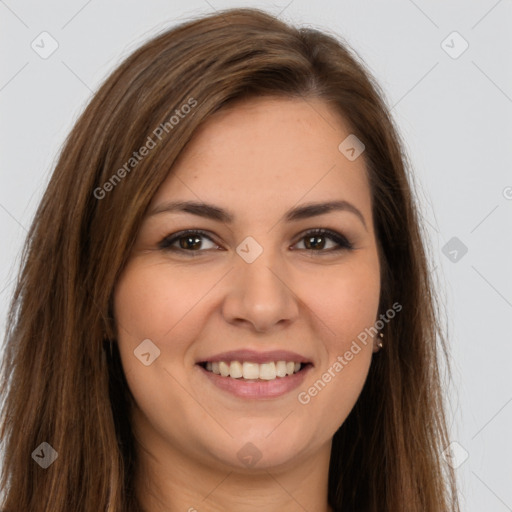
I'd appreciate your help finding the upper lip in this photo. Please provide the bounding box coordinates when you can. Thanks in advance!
[197,349,312,365]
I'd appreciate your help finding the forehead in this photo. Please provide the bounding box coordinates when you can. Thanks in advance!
[151,96,372,223]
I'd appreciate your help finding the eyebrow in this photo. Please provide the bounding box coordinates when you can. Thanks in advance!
[147,199,367,230]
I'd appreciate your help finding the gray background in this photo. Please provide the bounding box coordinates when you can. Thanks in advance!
[1,1,511,510]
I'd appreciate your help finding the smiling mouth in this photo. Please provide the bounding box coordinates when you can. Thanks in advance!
[197,361,312,381]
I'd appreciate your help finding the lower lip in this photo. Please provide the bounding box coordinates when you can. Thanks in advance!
[197,364,312,399]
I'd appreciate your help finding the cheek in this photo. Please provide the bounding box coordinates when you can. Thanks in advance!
[113,260,216,344]
[298,253,381,343]
[111,261,211,407]
[111,261,218,439]
[293,255,380,423]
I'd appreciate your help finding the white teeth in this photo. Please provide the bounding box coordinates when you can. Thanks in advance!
[242,362,260,380]
[219,361,230,377]
[259,362,276,380]
[203,360,304,380]
[276,361,287,377]
[229,361,243,378]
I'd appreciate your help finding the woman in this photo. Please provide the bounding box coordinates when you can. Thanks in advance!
[0,7,459,512]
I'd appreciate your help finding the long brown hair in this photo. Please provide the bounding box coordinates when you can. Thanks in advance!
[0,8,459,511]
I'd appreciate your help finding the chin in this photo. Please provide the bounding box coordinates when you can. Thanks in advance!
[203,421,315,471]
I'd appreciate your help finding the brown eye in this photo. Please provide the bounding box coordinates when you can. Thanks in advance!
[293,229,353,253]
[159,230,219,253]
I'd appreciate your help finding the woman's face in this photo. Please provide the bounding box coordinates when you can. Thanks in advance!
[113,97,381,473]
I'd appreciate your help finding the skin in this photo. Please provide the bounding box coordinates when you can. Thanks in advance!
[113,96,382,512]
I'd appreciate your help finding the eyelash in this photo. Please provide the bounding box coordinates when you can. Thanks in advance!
[158,228,354,256]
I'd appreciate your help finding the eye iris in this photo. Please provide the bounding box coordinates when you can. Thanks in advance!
[180,235,202,250]
[305,234,326,250]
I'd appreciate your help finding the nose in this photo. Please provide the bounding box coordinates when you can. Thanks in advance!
[221,247,299,333]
